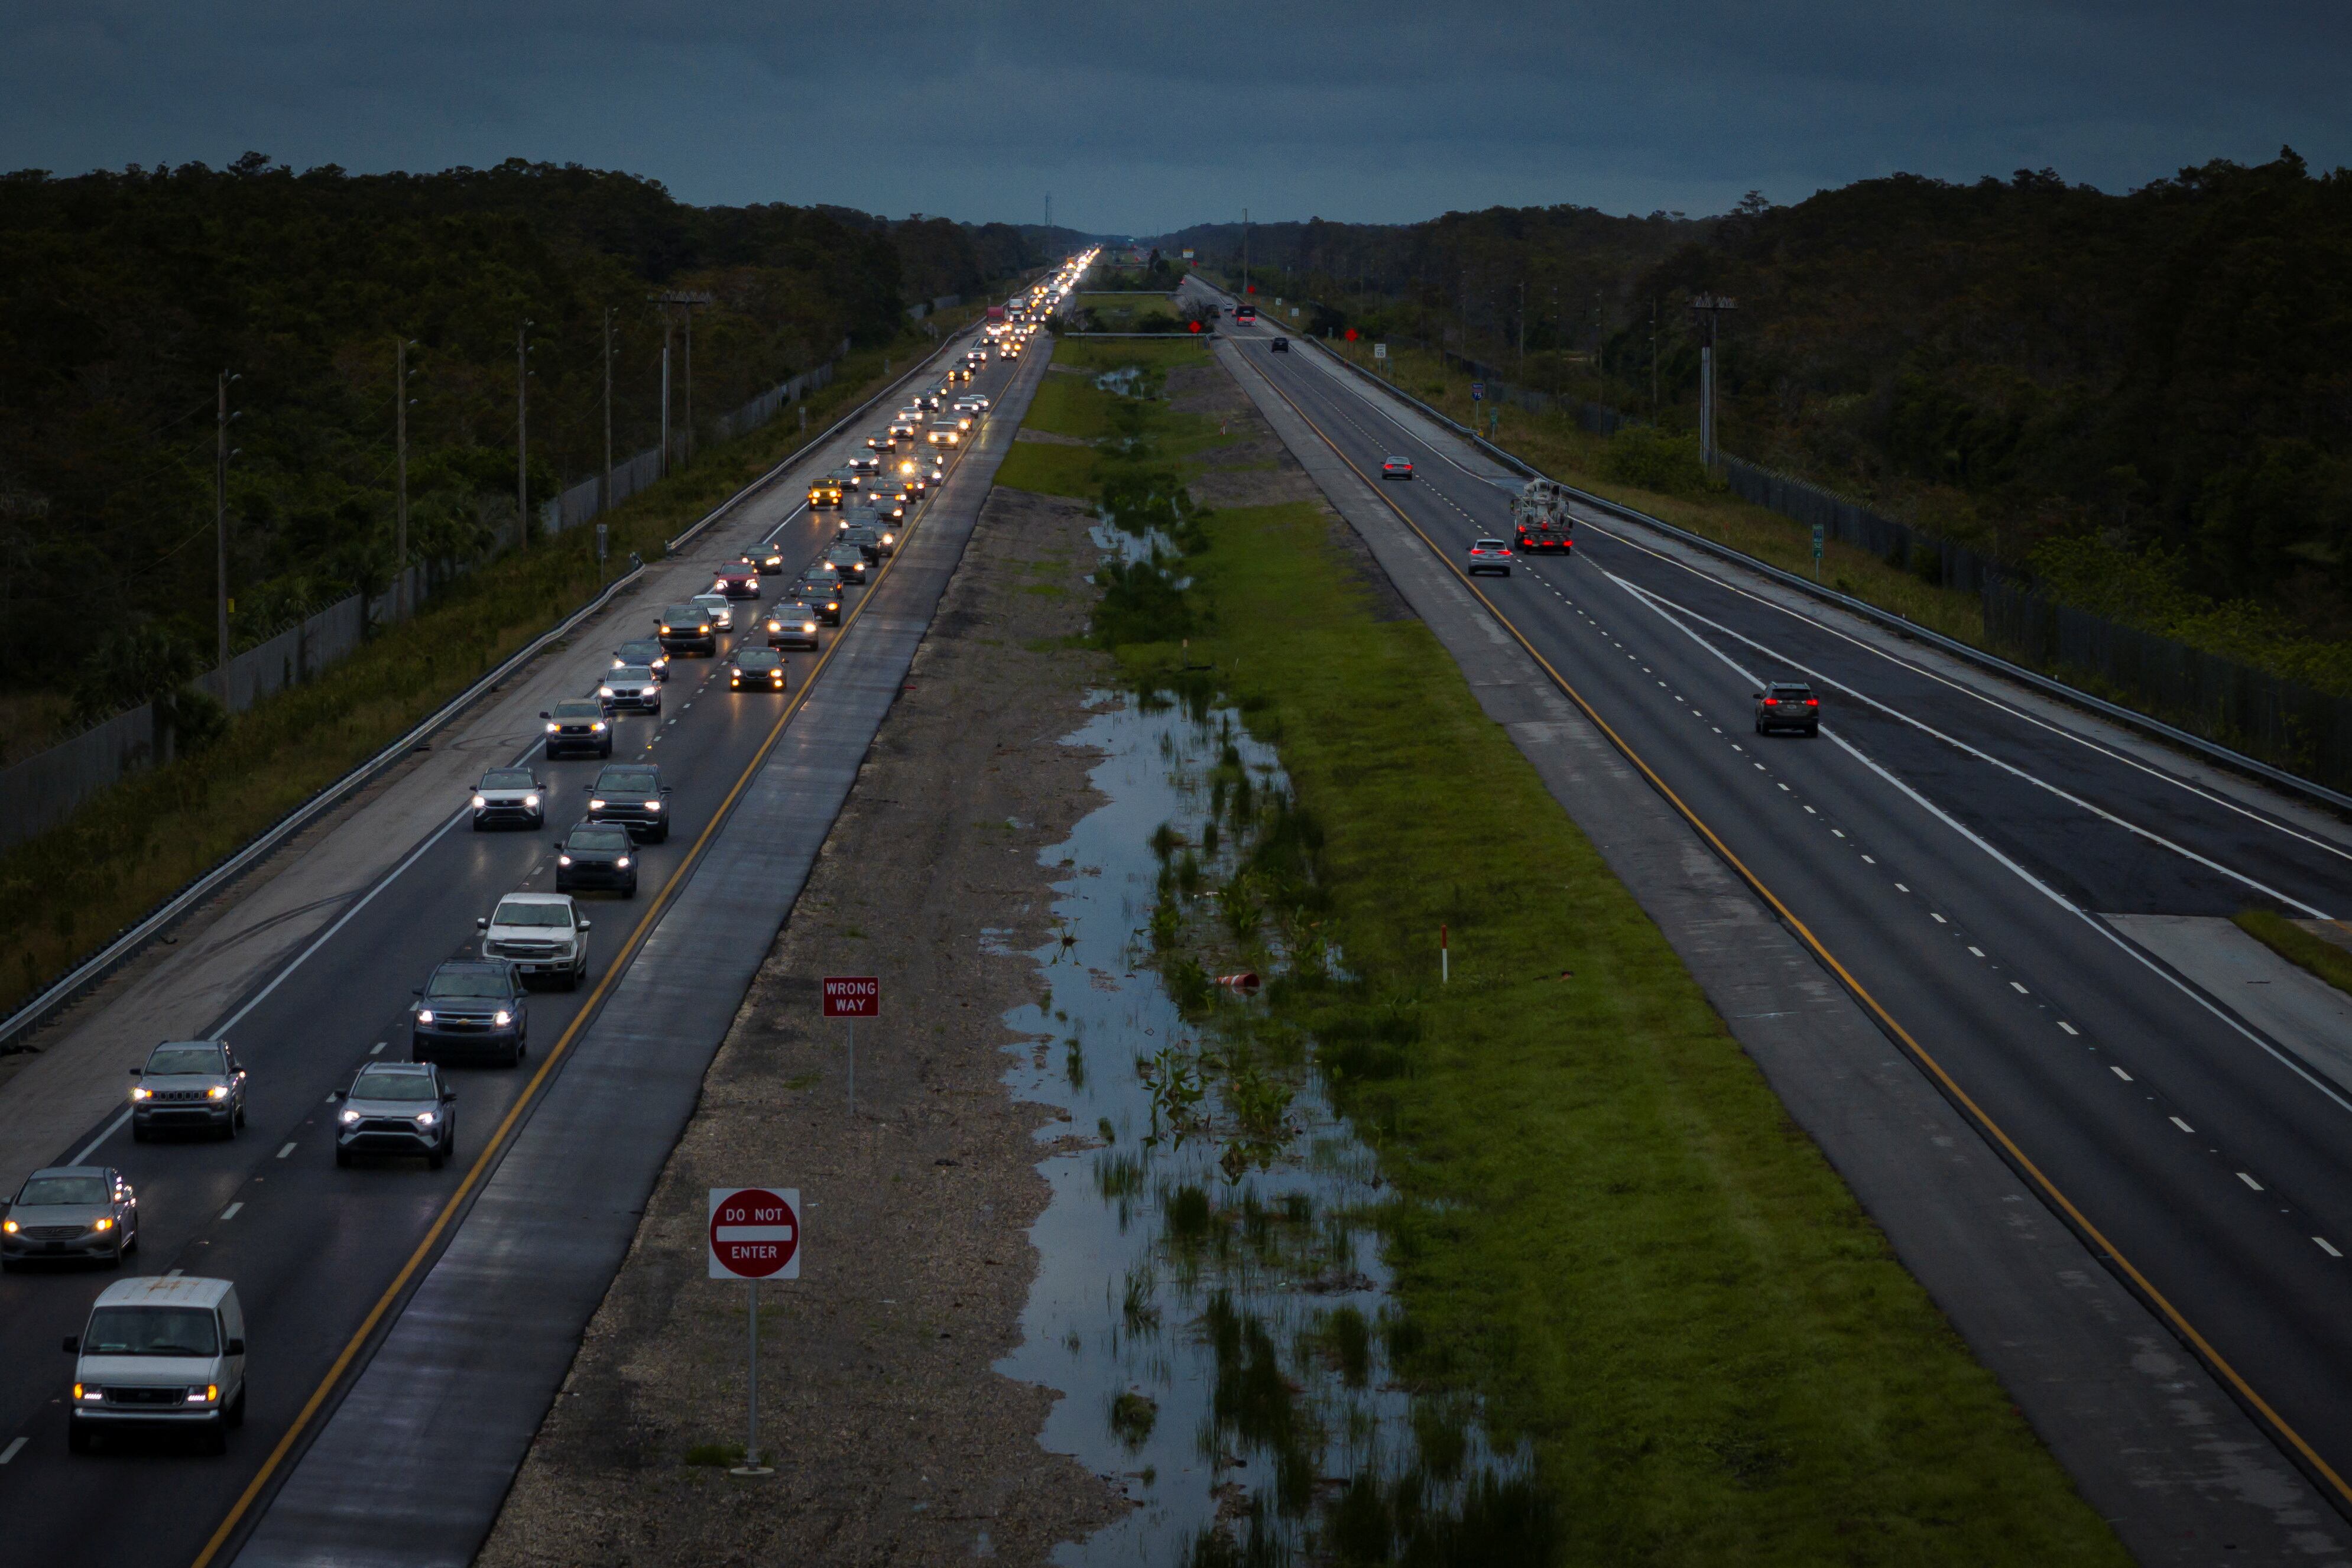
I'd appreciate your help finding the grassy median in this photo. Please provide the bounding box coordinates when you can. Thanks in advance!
[1040,337,2124,1563]
[0,324,974,1023]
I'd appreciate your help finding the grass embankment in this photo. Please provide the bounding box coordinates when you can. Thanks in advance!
[1316,336,1987,645]
[2235,909,2352,997]
[0,331,951,1022]
[1029,338,2124,1562]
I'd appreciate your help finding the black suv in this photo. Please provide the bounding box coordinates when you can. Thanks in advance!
[411,960,528,1067]
[585,763,673,843]
[541,699,611,759]
[1753,681,1821,736]
[555,823,638,897]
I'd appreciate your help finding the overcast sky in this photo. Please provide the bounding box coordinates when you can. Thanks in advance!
[5,1,2345,233]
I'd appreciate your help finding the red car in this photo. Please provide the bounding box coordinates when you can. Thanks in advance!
[1381,455,1414,480]
[712,562,761,599]
[1465,538,1514,577]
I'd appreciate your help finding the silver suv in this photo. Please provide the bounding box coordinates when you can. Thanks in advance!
[129,1040,248,1141]
[333,1062,458,1169]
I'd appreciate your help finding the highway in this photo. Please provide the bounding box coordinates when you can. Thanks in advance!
[1214,296,2352,1514]
[0,312,1044,1567]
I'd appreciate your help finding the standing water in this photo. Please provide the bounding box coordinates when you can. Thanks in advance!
[995,687,1539,1564]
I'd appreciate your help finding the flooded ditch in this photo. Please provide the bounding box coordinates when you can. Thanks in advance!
[995,681,1538,1564]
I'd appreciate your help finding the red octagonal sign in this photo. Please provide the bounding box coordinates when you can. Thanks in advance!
[709,1186,800,1279]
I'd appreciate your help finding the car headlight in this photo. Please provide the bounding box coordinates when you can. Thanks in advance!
[92,1217,112,1232]
[881,534,894,545]
[4,1219,18,1233]
[591,721,606,732]
[598,686,615,698]
[187,1385,219,1405]
[492,1009,512,1027]
[74,1384,98,1401]
[416,1111,437,1127]
[644,800,662,812]
[524,794,540,807]
[615,856,630,868]
[545,722,559,734]
[802,622,816,634]
[472,794,488,808]
[557,854,572,866]
[341,1108,361,1123]
[767,621,780,632]
[715,580,728,590]
[129,1086,151,1101]
[590,798,605,809]
[206,1085,229,1100]
[416,1008,434,1024]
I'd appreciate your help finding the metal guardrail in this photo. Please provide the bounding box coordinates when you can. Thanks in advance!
[1261,306,2352,819]
[0,319,991,1056]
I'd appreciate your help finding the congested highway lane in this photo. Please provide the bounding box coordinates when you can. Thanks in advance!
[1220,301,2352,1509]
[0,323,1029,1568]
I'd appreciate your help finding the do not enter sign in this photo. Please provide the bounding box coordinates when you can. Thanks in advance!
[709,1187,801,1280]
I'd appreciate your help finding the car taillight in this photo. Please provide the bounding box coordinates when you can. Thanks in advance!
[1762,698,1777,706]
[1806,699,1819,706]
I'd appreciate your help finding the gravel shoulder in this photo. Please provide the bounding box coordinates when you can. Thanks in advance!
[478,485,1126,1566]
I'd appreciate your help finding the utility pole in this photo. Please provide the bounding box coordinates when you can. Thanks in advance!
[395,339,411,621]
[1242,207,1249,296]
[650,291,713,475]
[215,371,238,672]
[516,320,532,551]
[1518,281,1526,369]
[1650,300,1660,415]
[1688,295,1737,472]
[602,308,614,516]
[1461,270,1469,357]
[1044,192,1052,231]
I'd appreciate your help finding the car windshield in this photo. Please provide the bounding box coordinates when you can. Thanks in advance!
[551,701,601,719]
[738,650,781,669]
[83,1306,218,1358]
[616,641,659,658]
[1770,684,1813,699]
[611,668,653,684]
[426,969,510,998]
[145,1045,226,1076]
[493,900,571,927]
[567,827,631,852]
[663,606,705,624]
[778,602,812,615]
[351,1069,437,1102]
[481,769,534,790]
[17,1176,108,1206]
[1474,540,1506,550]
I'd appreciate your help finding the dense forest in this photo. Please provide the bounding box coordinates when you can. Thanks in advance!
[0,155,1060,688]
[1163,150,2352,644]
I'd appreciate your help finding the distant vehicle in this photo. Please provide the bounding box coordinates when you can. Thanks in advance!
[1754,681,1821,737]
[948,366,972,384]
[470,765,546,829]
[410,959,528,1066]
[823,544,871,586]
[332,1061,458,1168]
[1465,538,1514,577]
[5,1166,137,1271]
[916,389,944,411]
[865,430,896,452]
[793,578,843,625]
[887,417,919,440]
[841,524,885,563]
[478,891,592,991]
[1270,337,1288,352]
[611,639,670,681]
[1236,305,1257,323]
[765,602,822,650]
[986,304,1006,322]
[807,473,845,508]
[1380,456,1414,479]
[744,544,787,574]
[728,646,789,693]
[927,420,963,446]
[849,453,881,476]
[65,1275,242,1455]
[690,592,735,632]
[713,561,761,599]
[541,698,611,759]
[555,823,637,898]
[656,603,717,658]
[585,762,672,843]
[1511,478,1574,554]
[128,1040,248,1141]
[598,667,661,716]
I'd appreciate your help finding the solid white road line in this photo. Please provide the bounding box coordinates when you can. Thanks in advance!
[0,1437,27,1465]
[277,1142,296,1159]
[219,1202,244,1220]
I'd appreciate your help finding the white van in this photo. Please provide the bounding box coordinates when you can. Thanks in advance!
[65,1275,246,1453]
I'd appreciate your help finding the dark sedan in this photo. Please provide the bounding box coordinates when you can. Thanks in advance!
[410,960,527,1067]
[744,544,787,575]
[612,639,670,681]
[794,578,844,625]
[585,763,671,843]
[657,604,718,657]
[766,602,822,650]
[728,646,789,693]
[555,823,638,897]
[541,699,611,759]
[822,545,871,586]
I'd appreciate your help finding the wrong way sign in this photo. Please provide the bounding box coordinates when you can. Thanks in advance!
[709,1187,801,1280]
[822,976,879,1018]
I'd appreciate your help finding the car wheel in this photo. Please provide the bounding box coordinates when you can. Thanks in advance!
[105,1240,123,1269]
[202,1421,228,1456]
[336,1145,353,1168]
[124,1223,138,1255]
[68,1422,91,1455]
[625,878,639,898]
[236,1099,247,1129]
[427,1145,446,1171]
[131,1122,150,1143]
[227,1388,246,1429]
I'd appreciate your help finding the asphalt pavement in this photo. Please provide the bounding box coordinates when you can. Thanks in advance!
[0,320,1032,1567]
[1209,290,2352,1560]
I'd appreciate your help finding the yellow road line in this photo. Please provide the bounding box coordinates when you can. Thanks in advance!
[190,473,935,1568]
[1238,348,2352,1510]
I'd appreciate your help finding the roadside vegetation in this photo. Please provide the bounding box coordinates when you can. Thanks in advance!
[0,332,952,1022]
[1016,337,2126,1561]
[2235,909,2352,999]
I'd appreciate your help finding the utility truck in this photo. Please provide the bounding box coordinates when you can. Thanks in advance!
[1511,478,1575,555]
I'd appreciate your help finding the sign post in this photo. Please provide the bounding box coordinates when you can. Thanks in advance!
[708,1186,801,1478]
[1440,923,1449,985]
[1471,381,1485,402]
[1811,523,1825,580]
[822,976,879,1115]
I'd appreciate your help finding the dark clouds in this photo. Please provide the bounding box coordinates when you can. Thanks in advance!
[3,1,2344,231]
